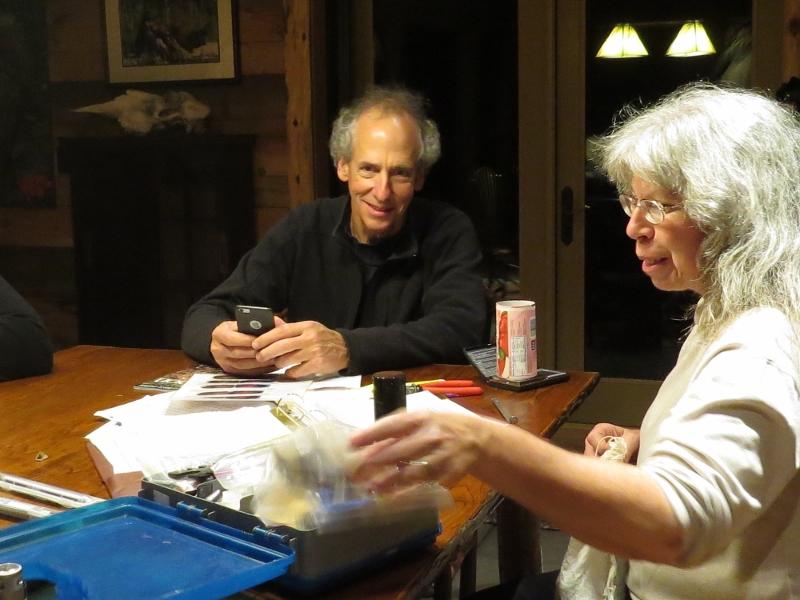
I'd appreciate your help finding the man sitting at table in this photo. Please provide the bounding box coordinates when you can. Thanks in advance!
[181,86,486,378]
[0,275,53,381]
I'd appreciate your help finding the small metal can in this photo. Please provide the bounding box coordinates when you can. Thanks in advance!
[496,300,537,381]
[0,563,25,600]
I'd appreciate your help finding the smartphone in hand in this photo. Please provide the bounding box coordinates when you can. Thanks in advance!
[235,305,275,336]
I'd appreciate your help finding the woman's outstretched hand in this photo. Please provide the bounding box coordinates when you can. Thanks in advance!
[349,410,494,492]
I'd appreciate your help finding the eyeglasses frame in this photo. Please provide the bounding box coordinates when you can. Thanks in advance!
[619,193,683,224]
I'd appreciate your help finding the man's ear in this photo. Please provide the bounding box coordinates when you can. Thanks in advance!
[336,159,350,182]
[414,170,426,191]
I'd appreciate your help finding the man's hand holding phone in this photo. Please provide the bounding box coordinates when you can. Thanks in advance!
[211,305,350,378]
[252,319,349,378]
[209,306,278,375]
[235,305,275,336]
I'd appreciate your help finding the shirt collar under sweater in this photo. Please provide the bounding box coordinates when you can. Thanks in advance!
[331,195,420,265]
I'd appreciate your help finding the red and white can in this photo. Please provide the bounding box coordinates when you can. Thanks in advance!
[496,300,537,381]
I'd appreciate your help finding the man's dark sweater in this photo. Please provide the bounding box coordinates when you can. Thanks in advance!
[181,196,487,374]
[0,275,53,381]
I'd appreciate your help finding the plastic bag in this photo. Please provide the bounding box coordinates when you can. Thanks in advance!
[209,394,333,497]
[556,436,629,600]
[252,420,451,532]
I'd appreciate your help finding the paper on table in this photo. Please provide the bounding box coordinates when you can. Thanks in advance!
[170,373,312,403]
[308,374,362,390]
[304,388,475,430]
[87,401,291,489]
[86,377,468,498]
[86,421,147,474]
[94,392,174,423]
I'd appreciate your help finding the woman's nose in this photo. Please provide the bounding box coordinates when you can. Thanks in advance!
[625,207,654,240]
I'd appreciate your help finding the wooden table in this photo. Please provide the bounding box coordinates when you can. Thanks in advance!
[0,346,598,599]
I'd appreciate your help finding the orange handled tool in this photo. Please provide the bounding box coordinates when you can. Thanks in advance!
[421,380,475,388]
[421,380,483,397]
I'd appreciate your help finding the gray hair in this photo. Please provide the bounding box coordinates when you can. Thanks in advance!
[597,82,800,339]
[329,85,441,174]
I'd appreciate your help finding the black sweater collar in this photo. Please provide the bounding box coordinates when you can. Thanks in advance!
[332,195,420,261]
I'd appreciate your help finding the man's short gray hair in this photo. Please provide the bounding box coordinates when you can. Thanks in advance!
[597,82,800,339]
[329,85,441,174]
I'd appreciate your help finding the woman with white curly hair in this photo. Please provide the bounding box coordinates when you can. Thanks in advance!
[350,83,800,599]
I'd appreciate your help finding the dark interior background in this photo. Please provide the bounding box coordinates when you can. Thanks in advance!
[584,0,752,378]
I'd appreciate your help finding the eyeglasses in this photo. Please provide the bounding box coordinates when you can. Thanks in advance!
[619,194,683,224]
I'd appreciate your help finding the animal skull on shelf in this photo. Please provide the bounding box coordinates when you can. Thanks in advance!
[74,90,211,134]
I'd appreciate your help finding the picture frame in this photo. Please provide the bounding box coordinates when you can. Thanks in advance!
[104,0,237,84]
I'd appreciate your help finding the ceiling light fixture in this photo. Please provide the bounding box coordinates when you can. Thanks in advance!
[666,20,716,57]
[596,23,648,59]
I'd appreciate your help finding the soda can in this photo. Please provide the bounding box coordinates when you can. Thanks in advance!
[496,300,537,381]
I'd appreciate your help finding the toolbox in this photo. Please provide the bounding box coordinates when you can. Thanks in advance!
[139,479,441,594]
[0,485,440,599]
[0,495,294,600]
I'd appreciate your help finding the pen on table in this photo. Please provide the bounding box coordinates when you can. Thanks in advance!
[0,473,103,509]
[492,398,518,424]
[0,497,59,520]
[364,378,444,389]
[408,380,484,397]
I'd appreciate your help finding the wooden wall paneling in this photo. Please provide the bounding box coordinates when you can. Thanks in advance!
[254,136,291,237]
[254,136,289,177]
[240,41,286,75]
[36,1,298,347]
[255,101,290,224]
[0,208,73,248]
[284,0,316,206]
[310,0,332,199]
[0,247,78,349]
[213,76,288,135]
[239,0,286,75]
[519,0,557,368]
[256,207,292,238]
[784,0,800,78]
[46,0,105,82]
[752,0,785,90]
[253,173,289,210]
[254,176,291,208]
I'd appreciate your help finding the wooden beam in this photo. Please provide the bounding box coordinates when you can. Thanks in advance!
[752,0,785,90]
[0,208,73,248]
[284,0,315,206]
[519,0,558,368]
[784,0,800,79]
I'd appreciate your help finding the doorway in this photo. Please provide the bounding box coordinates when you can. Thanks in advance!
[545,0,782,425]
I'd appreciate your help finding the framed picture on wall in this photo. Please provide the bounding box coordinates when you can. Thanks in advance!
[104,0,237,83]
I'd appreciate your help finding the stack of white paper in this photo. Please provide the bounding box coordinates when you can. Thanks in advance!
[85,373,475,496]
[87,392,292,480]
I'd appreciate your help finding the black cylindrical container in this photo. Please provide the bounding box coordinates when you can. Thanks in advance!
[372,371,406,419]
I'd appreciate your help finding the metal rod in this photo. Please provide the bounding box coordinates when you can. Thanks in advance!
[0,497,58,520]
[491,398,518,424]
[0,473,103,509]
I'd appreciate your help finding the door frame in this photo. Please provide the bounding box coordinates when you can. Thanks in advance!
[519,0,786,425]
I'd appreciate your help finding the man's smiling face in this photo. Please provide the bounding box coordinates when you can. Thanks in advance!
[336,108,425,244]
